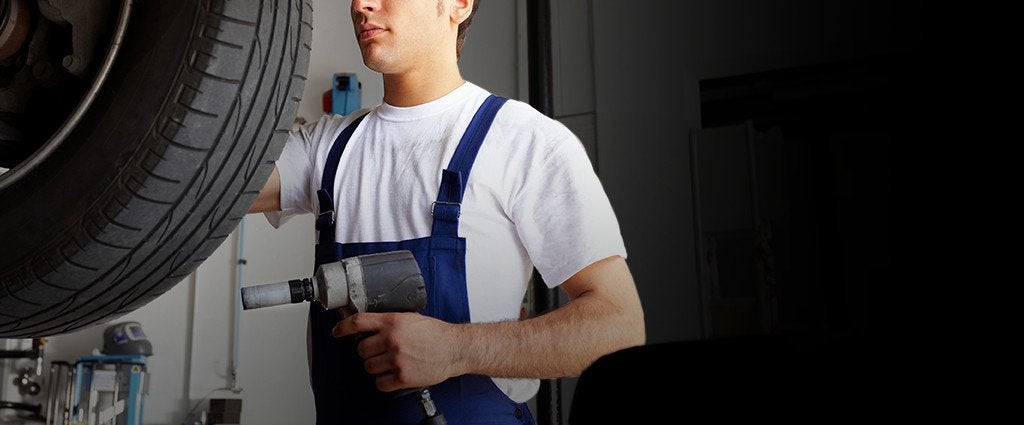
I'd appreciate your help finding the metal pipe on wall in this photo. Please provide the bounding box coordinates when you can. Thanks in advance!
[526,1,561,424]
[528,0,554,117]
[231,218,245,393]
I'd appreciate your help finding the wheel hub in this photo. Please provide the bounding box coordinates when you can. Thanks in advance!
[0,0,30,62]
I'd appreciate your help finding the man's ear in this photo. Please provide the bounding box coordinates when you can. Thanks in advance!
[451,0,473,25]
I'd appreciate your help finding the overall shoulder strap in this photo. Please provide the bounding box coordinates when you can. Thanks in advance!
[316,112,370,241]
[432,95,509,236]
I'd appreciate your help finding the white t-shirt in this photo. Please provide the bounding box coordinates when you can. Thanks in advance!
[266,82,627,403]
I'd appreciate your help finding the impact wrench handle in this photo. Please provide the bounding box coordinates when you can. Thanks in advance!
[394,387,447,425]
[357,331,447,425]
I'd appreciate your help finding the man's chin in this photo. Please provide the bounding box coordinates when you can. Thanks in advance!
[363,59,397,75]
[361,52,388,73]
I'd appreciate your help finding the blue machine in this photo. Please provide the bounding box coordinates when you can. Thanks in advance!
[72,354,148,425]
[329,72,361,115]
[70,321,152,425]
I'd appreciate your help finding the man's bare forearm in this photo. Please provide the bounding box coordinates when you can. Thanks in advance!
[453,258,645,379]
[335,257,644,391]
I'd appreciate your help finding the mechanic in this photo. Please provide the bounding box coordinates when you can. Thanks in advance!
[248,0,645,423]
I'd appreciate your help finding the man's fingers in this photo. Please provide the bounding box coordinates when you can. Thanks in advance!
[355,333,388,359]
[375,372,404,393]
[363,353,394,376]
[332,312,384,337]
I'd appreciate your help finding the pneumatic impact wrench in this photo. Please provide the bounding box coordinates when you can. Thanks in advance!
[240,250,447,425]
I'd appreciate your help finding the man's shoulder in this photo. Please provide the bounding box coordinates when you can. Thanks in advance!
[491,98,574,141]
[296,109,373,144]
[475,97,588,171]
[493,97,549,121]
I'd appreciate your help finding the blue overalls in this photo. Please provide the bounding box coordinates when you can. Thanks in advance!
[309,95,535,424]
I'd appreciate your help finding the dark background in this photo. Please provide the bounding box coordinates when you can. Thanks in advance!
[513,1,923,421]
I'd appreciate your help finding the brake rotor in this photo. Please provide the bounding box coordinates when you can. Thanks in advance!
[0,0,130,186]
[0,0,30,61]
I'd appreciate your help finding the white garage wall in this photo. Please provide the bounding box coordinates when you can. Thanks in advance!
[19,2,523,425]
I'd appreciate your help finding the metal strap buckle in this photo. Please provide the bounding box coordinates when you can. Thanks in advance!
[316,209,336,229]
[430,201,461,218]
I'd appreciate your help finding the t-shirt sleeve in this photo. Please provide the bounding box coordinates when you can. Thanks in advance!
[510,132,628,288]
[262,116,332,228]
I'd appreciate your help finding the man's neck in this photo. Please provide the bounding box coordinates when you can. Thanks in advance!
[382,61,465,107]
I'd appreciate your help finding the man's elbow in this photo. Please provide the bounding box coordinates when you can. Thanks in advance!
[623,301,646,348]
[616,273,645,348]
[604,289,645,351]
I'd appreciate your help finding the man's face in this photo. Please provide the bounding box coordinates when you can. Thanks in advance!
[350,0,454,74]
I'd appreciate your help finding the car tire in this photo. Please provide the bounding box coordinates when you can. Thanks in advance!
[0,0,311,337]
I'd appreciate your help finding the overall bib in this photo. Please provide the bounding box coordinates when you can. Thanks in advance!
[309,95,535,425]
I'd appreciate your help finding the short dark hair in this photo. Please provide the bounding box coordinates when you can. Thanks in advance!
[456,0,481,59]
